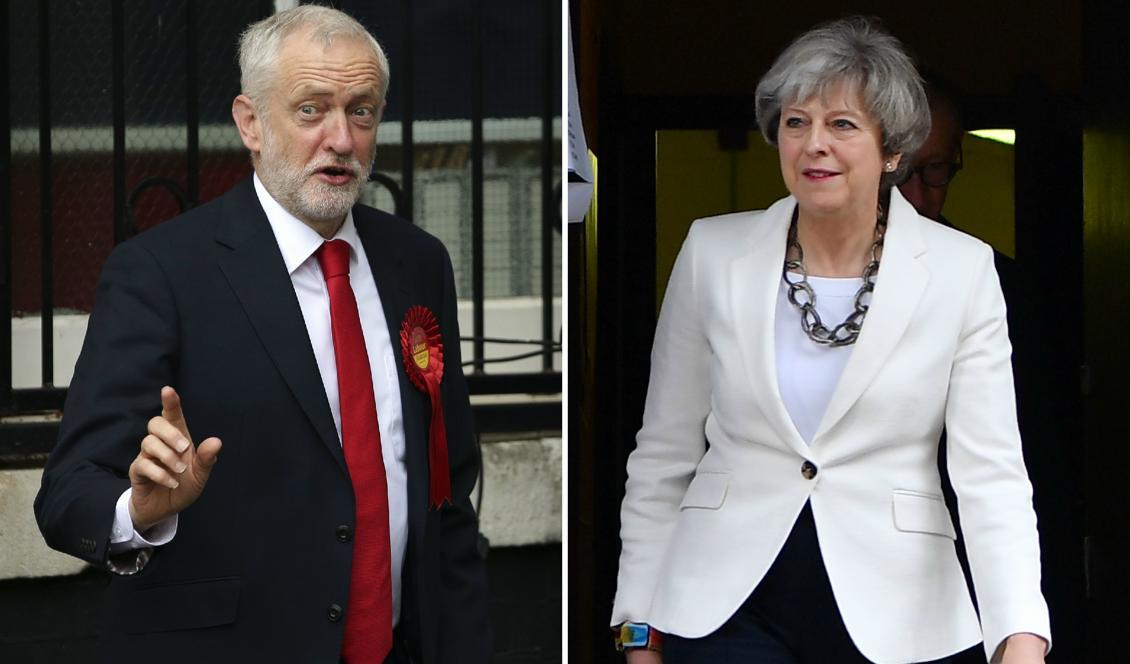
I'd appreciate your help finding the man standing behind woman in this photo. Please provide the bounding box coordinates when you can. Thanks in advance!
[612,17,1049,664]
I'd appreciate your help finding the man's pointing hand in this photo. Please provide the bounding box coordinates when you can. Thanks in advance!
[127,386,222,531]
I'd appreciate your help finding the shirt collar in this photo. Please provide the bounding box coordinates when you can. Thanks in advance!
[252,172,362,275]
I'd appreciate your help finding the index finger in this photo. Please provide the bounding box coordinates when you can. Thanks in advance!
[160,386,191,441]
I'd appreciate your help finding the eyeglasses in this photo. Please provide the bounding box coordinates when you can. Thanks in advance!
[899,147,963,188]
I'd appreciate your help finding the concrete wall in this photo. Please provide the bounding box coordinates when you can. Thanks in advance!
[0,470,88,578]
[0,434,560,580]
[475,436,562,547]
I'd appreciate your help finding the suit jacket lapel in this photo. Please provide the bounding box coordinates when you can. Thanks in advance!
[811,189,930,445]
[355,215,429,540]
[731,197,811,458]
[213,180,348,476]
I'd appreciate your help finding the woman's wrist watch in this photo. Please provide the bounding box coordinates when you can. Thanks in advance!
[614,622,663,652]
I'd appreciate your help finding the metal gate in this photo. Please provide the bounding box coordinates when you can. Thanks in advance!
[0,0,562,465]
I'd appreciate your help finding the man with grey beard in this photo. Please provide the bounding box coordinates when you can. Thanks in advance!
[34,6,490,664]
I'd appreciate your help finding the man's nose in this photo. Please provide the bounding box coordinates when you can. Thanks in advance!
[323,111,355,155]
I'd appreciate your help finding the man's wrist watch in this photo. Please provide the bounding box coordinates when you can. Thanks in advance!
[105,546,152,576]
[613,622,663,652]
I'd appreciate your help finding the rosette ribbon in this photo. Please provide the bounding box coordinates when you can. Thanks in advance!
[400,305,451,508]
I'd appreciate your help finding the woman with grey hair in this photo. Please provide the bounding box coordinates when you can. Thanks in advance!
[610,17,1049,664]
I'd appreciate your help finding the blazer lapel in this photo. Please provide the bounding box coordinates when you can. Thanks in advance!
[731,197,810,458]
[213,180,348,476]
[811,189,930,444]
[356,215,429,538]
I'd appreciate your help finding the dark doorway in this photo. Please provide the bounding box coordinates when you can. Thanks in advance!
[570,1,1099,661]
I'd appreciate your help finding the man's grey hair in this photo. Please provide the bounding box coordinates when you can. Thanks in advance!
[755,17,929,188]
[238,5,390,111]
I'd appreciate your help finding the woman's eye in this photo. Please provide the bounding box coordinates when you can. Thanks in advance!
[832,119,857,130]
[784,117,804,128]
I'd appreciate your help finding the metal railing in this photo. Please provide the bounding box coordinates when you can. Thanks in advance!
[0,0,561,464]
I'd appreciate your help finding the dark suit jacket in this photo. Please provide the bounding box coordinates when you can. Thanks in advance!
[34,178,491,663]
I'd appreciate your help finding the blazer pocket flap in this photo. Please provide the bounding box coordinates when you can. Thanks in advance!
[679,472,730,510]
[892,490,957,540]
[120,576,242,634]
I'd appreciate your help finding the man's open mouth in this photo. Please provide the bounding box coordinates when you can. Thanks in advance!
[318,166,355,177]
[313,165,358,185]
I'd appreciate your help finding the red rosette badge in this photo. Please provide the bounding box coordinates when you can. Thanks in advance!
[400,305,451,508]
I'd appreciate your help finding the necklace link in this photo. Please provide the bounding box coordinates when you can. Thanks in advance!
[783,214,885,347]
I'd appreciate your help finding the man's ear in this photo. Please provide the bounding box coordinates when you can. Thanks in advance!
[232,94,263,154]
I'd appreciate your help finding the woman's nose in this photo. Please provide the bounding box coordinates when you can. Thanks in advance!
[804,124,828,155]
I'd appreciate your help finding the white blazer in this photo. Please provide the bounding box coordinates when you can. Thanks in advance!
[611,189,1050,664]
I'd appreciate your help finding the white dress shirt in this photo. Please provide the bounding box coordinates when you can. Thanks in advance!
[109,173,409,624]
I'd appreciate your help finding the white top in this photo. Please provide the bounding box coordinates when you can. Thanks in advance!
[110,173,409,624]
[774,273,861,444]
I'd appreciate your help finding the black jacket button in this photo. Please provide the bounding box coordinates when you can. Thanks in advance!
[327,604,343,622]
[336,525,353,543]
[801,460,818,480]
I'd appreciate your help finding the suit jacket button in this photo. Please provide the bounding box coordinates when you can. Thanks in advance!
[801,460,817,480]
[327,604,343,622]
[336,525,353,543]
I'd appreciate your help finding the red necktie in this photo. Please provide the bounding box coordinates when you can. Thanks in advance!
[317,240,393,663]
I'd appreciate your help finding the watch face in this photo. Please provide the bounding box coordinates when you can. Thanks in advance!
[621,623,649,647]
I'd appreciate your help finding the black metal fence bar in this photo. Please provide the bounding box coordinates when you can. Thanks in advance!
[0,0,11,406]
[0,420,61,470]
[465,372,561,395]
[400,0,414,222]
[540,0,555,371]
[464,349,556,367]
[8,387,66,413]
[112,0,126,244]
[185,1,200,206]
[38,0,53,388]
[368,173,406,218]
[473,400,561,435]
[470,0,485,374]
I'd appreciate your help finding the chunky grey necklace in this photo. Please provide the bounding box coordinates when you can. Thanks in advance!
[782,212,885,347]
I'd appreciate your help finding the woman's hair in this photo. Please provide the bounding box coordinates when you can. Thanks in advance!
[755,17,929,188]
[239,5,390,113]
